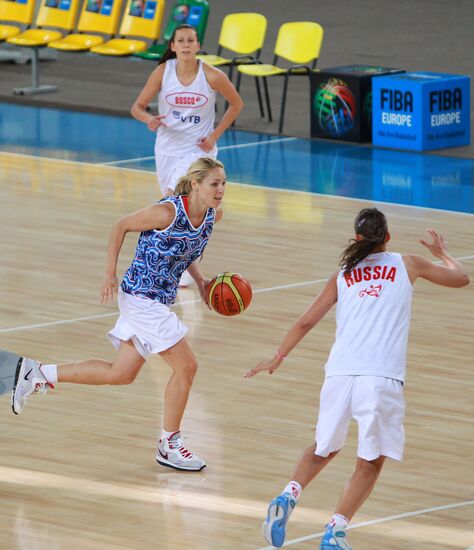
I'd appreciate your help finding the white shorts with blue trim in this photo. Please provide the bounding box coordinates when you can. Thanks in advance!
[108,290,188,359]
[315,375,405,461]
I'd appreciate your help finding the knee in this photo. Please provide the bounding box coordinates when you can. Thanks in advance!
[178,358,198,383]
[108,368,138,385]
[356,457,385,477]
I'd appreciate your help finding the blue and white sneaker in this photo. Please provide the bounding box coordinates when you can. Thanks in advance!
[320,523,353,550]
[262,492,296,548]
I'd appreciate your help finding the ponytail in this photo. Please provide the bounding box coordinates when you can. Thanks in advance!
[159,24,199,66]
[340,208,388,275]
[174,157,225,196]
[175,176,192,196]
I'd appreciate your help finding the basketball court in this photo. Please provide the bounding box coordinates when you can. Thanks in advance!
[0,102,473,549]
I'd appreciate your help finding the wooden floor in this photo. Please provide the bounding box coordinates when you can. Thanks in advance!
[0,152,473,550]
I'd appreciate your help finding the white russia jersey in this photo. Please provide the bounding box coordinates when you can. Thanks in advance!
[325,252,413,382]
[155,59,217,157]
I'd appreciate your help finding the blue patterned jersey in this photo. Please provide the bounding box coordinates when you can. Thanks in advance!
[121,195,215,305]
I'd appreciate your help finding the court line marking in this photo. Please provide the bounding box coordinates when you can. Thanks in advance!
[255,499,474,549]
[1,253,473,334]
[100,137,299,166]
[1,150,473,218]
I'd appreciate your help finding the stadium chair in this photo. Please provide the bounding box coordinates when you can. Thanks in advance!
[236,21,324,133]
[134,0,209,61]
[7,0,81,95]
[90,0,165,56]
[0,0,35,41]
[197,12,267,116]
[48,0,123,52]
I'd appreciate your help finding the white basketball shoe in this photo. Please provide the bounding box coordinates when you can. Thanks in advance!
[11,357,53,415]
[156,432,206,471]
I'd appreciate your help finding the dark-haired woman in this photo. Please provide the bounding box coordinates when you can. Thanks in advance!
[244,208,470,550]
[131,24,243,197]
[12,158,226,472]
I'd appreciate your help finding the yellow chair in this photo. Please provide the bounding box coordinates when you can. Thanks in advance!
[237,21,324,133]
[0,0,36,41]
[48,0,123,51]
[7,0,81,94]
[90,0,165,56]
[197,12,267,116]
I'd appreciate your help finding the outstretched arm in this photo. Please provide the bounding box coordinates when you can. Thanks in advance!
[100,203,175,304]
[244,273,339,378]
[404,229,470,288]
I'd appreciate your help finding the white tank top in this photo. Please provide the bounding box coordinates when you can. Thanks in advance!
[325,252,413,382]
[155,59,217,157]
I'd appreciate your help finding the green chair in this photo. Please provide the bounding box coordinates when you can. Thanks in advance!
[133,0,208,61]
[237,21,324,133]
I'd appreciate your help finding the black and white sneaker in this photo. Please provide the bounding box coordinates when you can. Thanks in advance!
[11,357,53,415]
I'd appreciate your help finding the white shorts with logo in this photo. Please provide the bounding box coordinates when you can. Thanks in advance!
[108,290,188,359]
[154,149,217,195]
[315,375,405,461]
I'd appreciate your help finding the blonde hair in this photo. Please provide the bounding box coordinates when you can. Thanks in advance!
[175,157,225,196]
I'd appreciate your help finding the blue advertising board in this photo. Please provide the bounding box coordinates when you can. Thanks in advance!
[372,72,470,151]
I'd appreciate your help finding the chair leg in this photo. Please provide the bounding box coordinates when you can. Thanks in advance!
[236,70,242,92]
[278,74,290,133]
[13,48,58,96]
[255,78,264,118]
[262,77,272,123]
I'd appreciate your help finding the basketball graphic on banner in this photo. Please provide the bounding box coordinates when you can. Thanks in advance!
[313,78,356,137]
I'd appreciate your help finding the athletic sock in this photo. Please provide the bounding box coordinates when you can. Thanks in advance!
[40,364,58,385]
[162,429,179,441]
[283,480,302,502]
[330,513,349,529]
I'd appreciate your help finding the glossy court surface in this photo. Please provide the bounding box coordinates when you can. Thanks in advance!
[0,102,473,549]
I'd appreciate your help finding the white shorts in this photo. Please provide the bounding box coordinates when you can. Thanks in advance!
[315,375,405,461]
[155,150,217,195]
[108,291,188,359]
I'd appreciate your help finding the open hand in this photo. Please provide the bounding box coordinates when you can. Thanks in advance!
[101,274,118,304]
[419,229,449,259]
[244,357,283,378]
[197,278,212,310]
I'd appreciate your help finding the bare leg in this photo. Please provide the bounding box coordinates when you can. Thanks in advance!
[292,444,339,488]
[58,340,146,385]
[335,456,385,520]
[159,338,197,432]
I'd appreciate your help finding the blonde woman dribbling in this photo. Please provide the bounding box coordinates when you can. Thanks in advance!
[245,208,470,549]
[12,157,226,472]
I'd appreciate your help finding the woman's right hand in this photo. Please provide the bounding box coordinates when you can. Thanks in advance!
[147,115,168,132]
[101,274,118,304]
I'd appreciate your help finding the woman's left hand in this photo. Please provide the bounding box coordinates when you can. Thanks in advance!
[196,278,212,309]
[197,135,216,153]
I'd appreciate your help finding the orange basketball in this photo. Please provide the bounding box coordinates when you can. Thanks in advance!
[207,272,252,316]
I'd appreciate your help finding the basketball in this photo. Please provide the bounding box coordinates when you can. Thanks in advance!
[207,272,252,316]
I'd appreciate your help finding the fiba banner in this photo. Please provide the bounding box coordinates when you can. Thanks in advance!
[372,72,470,151]
[310,65,405,143]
